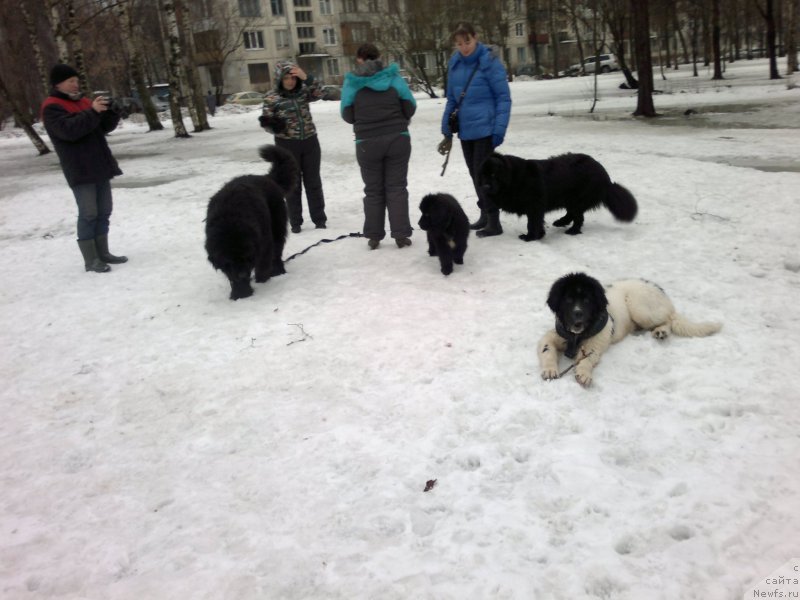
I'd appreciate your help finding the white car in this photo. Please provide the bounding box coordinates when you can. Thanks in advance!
[564,54,619,76]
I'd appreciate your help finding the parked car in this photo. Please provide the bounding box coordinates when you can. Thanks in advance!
[562,54,619,77]
[514,64,541,77]
[115,97,143,118]
[225,91,265,105]
[320,85,341,101]
[149,95,170,112]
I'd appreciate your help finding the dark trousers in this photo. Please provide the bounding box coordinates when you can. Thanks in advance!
[276,136,326,228]
[355,132,412,240]
[71,180,113,240]
[460,136,497,213]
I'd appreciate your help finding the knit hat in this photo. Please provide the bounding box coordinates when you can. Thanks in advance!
[50,64,79,86]
[274,61,298,91]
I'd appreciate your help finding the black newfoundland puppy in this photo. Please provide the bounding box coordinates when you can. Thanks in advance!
[478,152,638,241]
[205,145,297,300]
[538,272,722,387]
[418,193,470,276]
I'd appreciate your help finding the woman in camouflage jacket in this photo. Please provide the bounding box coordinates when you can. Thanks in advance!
[260,61,327,232]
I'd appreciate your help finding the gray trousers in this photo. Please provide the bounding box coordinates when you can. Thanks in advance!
[355,132,412,240]
[71,180,113,241]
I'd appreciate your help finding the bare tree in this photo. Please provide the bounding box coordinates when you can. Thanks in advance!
[632,0,658,116]
[711,0,724,78]
[602,0,640,87]
[787,0,798,74]
[157,0,190,137]
[176,0,209,131]
[0,72,50,154]
[756,0,782,78]
[117,0,164,131]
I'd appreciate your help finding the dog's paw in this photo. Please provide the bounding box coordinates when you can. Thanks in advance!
[541,368,560,381]
[564,227,583,235]
[519,232,544,242]
[454,257,464,265]
[428,249,438,257]
[652,326,670,340]
[441,264,453,276]
[575,370,593,388]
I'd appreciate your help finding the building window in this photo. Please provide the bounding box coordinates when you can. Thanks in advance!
[299,42,316,54]
[344,0,358,12]
[350,23,369,42]
[413,53,427,70]
[514,0,522,13]
[243,30,265,50]
[388,0,399,14]
[323,27,336,45]
[276,29,289,48]
[366,0,378,11]
[296,10,312,22]
[319,0,333,15]
[294,0,310,5]
[515,22,524,37]
[326,58,340,76]
[271,0,284,16]
[248,63,270,84]
[239,0,261,17]
[297,26,315,39]
[517,47,526,63]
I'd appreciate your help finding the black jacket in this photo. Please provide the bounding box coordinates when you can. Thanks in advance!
[41,91,122,187]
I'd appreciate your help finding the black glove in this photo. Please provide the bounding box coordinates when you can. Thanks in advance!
[258,114,287,134]
[437,136,452,155]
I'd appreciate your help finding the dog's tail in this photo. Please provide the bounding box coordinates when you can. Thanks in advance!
[604,183,638,222]
[259,144,298,196]
[669,313,722,337]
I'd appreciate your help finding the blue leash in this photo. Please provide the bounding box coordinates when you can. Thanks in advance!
[284,232,364,262]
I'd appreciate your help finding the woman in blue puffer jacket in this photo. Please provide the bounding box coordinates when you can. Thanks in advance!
[439,23,511,237]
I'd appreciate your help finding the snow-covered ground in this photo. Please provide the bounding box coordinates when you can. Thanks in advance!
[1,59,799,599]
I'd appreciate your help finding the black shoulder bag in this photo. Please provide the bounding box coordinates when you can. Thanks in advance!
[448,62,480,135]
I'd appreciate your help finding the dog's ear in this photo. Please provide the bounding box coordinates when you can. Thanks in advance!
[588,275,608,309]
[546,274,572,313]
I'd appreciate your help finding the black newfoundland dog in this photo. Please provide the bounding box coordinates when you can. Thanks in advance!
[478,152,638,241]
[538,272,722,387]
[205,145,297,300]
[418,193,470,276]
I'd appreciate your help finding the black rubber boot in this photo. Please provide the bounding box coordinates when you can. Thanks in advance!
[469,210,488,230]
[95,234,128,264]
[476,212,503,238]
[78,240,111,272]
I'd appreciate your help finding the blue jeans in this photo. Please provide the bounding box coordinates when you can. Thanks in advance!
[71,180,112,240]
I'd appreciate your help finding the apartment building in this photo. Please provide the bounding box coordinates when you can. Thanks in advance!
[192,0,579,95]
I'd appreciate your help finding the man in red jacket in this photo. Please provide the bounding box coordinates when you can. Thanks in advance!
[41,63,127,273]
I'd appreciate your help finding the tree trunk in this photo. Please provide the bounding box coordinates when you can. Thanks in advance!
[756,0,782,78]
[19,0,50,98]
[632,0,658,116]
[46,0,69,61]
[787,0,798,74]
[158,0,190,138]
[711,0,724,79]
[117,0,164,131]
[177,0,210,131]
[0,73,50,155]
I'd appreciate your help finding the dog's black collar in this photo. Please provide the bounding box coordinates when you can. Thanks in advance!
[555,310,609,359]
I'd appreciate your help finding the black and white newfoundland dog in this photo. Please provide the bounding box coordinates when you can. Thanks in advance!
[477,152,638,241]
[538,272,721,387]
[205,145,297,300]
[418,193,470,276]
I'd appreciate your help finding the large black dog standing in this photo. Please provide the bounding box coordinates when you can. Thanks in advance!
[205,145,297,300]
[538,272,722,387]
[418,193,470,276]
[478,152,638,241]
